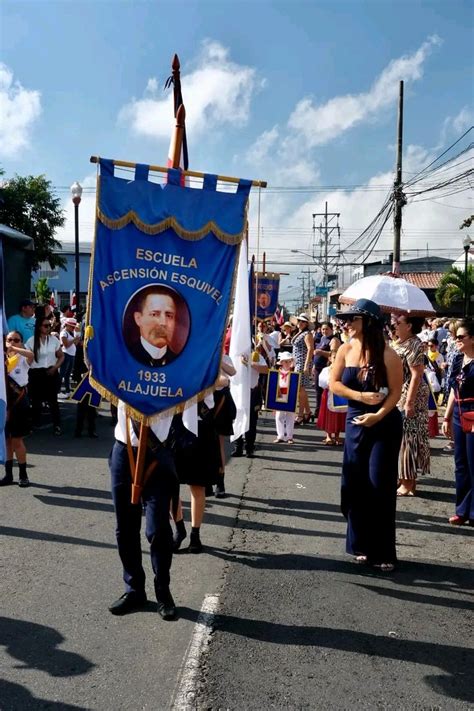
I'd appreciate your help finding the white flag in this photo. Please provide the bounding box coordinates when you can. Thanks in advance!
[230,239,252,441]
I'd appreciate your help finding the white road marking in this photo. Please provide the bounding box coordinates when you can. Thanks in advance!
[171,593,220,710]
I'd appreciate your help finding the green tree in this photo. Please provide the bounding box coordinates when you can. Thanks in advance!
[33,276,51,305]
[0,174,66,270]
[435,265,474,309]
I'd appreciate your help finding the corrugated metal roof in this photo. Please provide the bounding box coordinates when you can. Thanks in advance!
[401,272,444,289]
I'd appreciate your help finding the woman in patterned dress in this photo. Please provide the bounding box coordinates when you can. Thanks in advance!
[291,314,314,424]
[394,314,430,496]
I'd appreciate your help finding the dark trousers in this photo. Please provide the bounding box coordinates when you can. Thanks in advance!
[109,441,175,594]
[235,385,260,453]
[75,400,97,436]
[28,368,60,428]
[59,353,74,392]
[342,411,402,564]
[453,422,474,520]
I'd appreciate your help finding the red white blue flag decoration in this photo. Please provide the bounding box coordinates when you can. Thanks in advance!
[85,158,251,423]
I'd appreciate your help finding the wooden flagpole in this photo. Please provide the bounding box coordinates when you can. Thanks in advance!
[89,155,266,188]
[129,65,188,505]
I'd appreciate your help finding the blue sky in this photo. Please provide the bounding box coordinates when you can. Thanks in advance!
[1,0,473,304]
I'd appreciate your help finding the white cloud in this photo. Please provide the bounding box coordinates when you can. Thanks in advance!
[246,141,473,301]
[452,107,473,134]
[0,63,41,158]
[241,36,442,191]
[245,125,279,164]
[287,35,441,148]
[55,174,97,245]
[119,40,263,141]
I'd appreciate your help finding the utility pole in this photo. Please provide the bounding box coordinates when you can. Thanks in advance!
[312,202,340,316]
[392,80,406,275]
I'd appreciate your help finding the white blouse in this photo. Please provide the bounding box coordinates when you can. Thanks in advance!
[26,336,61,369]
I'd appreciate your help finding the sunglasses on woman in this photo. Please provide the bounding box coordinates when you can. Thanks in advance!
[41,322,51,327]
[6,337,21,343]
[456,334,469,341]
[345,315,363,323]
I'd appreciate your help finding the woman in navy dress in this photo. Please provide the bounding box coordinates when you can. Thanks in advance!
[330,299,403,571]
[442,318,474,526]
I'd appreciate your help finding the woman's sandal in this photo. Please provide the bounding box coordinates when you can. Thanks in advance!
[397,487,415,497]
[287,439,294,445]
[273,438,284,443]
[322,437,336,445]
[354,555,368,564]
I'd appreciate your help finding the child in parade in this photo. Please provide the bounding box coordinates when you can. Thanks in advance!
[274,351,296,444]
[1,332,34,487]
[317,351,346,445]
[424,354,441,438]
[213,350,237,497]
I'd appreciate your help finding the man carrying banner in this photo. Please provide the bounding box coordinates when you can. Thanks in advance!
[108,403,178,620]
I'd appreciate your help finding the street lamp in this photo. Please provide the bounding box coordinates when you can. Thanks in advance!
[70,181,83,312]
[463,234,471,317]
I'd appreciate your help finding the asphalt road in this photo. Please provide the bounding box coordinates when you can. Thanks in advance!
[1,400,473,710]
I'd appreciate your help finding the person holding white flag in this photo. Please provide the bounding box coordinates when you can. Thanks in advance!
[230,240,268,458]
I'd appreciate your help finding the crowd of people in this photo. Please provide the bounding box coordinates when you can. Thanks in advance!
[1,300,93,488]
[2,297,473,620]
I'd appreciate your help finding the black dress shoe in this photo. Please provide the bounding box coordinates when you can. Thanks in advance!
[156,588,176,620]
[18,476,30,488]
[173,528,187,552]
[246,449,255,458]
[187,532,203,554]
[232,448,244,457]
[109,591,147,616]
[215,481,226,498]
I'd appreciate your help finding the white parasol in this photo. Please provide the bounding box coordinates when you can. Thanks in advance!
[339,274,435,316]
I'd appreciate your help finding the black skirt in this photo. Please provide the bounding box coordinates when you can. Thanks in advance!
[174,418,221,487]
[213,387,237,436]
[6,389,31,438]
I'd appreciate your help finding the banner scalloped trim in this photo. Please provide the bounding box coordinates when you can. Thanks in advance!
[97,207,246,245]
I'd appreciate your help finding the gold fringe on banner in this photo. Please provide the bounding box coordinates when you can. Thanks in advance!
[97,208,247,245]
[89,371,221,425]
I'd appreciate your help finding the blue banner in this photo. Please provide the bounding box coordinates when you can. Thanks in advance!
[86,159,251,421]
[255,273,280,321]
[70,373,102,408]
[265,370,300,412]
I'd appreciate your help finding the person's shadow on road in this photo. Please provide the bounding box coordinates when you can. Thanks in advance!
[0,616,94,678]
